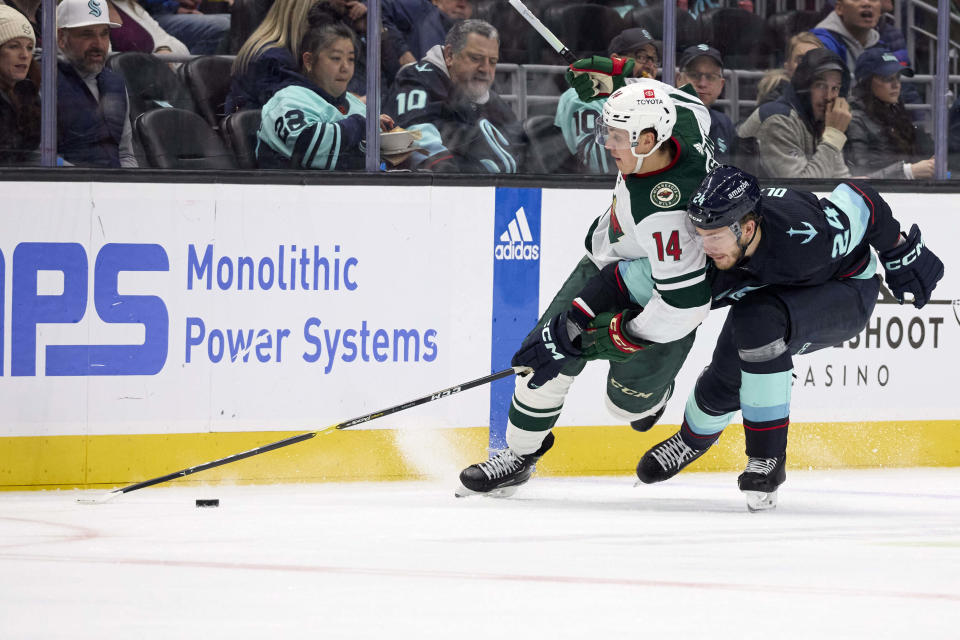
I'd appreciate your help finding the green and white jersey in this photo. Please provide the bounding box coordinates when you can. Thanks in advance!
[258,85,366,170]
[554,87,609,174]
[586,84,717,344]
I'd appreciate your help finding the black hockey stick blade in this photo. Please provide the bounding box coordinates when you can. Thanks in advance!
[77,366,527,504]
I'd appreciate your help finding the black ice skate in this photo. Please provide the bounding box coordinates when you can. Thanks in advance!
[636,431,709,484]
[630,406,666,432]
[738,454,786,512]
[455,432,555,498]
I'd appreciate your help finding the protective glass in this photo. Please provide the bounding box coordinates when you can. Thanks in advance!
[594,123,634,150]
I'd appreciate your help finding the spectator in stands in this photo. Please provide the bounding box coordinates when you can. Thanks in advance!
[138,0,230,55]
[676,44,734,163]
[757,31,824,104]
[106,0,189,56]
[315,0,405,97]
[0,5,39,164]
[737,48,850,178]
[383,0,472,65]
[1,0,39,44]
[845,48,933,178]
[226,0,317,113]
[554,27,659,174]
[384,19,525,173]
[815,0,922,110]
[56,0,137,167]
[812,0,880,81]
[258,12,393,169]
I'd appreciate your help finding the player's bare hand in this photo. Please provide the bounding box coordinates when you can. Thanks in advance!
[910,157,935,180]
[824,96,851,133]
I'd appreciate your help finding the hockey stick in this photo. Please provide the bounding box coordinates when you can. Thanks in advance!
[507,0,578,64]
[77,366,527,504]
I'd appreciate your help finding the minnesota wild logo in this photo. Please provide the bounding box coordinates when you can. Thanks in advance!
[650,181,681,208]
[88,0,102,17]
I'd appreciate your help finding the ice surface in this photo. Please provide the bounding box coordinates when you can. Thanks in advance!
[2,469,959,639]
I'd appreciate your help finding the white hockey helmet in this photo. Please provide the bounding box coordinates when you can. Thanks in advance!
[596,78,678,173]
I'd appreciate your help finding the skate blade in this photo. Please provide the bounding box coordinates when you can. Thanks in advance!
[454,483,519,499]
[744,490,778,512]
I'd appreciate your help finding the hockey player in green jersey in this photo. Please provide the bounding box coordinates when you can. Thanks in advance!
[257,18,393,170]
[457,76,718,497]
[554,28,660,174]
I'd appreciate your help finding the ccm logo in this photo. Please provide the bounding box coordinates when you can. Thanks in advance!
[884,240,924,270]
[5,242,169,376]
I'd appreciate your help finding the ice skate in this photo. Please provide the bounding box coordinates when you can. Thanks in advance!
[636,431,709,484]
[455,432,555,498]
[630,406,665,432]
[739,455,786,512]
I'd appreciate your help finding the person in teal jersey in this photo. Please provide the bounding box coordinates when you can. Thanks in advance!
[257,13,393,170]
[554,27,660,174]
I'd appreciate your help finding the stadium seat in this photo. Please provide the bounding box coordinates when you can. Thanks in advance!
[183,55,234,129]
[523,114,582,174]
[698,8,775,69]
[624,6,701,53]
[222,109,261,169]
[107,52,197,124]
[766,10,826,61]
[474,0,531,63]
[227,0,273,54]
[540,3,624,63]
[135,108,238,169]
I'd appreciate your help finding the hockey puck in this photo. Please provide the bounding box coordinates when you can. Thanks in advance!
[195,499,219,508]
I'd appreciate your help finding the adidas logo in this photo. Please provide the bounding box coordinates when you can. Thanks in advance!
[495,207,540,260]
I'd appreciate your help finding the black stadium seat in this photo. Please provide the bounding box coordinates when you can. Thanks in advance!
[540,3,624,63]
[624,6,701,53]
[222,109,261,169]
[698,8,775,69]
[183,55,234,129]
[107,52,196,124]
[523,114,581,174]
[135,108,238,169]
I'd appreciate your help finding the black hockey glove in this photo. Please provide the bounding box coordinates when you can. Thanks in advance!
[512,311,584,389]
[880,224,944,308]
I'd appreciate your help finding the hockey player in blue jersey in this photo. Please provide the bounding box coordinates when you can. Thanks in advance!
[257,16,394,170]
[636,165,945,510]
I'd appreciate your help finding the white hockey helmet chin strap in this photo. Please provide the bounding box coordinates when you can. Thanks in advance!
[628,135,668,173]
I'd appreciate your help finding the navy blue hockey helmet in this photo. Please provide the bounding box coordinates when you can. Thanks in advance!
[687,165,761,230]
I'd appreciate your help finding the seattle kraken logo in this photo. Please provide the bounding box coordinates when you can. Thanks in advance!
[787,222,817,244]
[88,0,102,17]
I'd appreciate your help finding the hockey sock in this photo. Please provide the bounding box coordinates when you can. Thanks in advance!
[505,372,574,455]
[741,370,791,457]
[678,389,734,450]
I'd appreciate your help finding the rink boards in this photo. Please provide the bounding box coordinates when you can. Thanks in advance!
[0,182,957,489]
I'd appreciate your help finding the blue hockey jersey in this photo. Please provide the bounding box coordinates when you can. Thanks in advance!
[710,180,903,308]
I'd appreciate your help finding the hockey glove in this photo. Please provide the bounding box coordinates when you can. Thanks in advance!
[512,311,584,389]
[565,56,635,102]
[581,311,649,362]
[879,224,944,308]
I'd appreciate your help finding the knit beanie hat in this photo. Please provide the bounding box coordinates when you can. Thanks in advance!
[0,6,35,49]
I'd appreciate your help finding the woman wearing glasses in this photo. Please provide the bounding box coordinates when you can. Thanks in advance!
[845,47,934,179]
